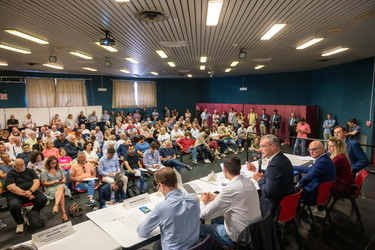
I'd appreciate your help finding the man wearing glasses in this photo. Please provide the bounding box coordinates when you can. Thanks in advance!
[137,167,200,250]
[293,141,336,217]
[70,152,96,206]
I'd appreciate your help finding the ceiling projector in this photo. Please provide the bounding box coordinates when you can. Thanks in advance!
[100,37,115,46]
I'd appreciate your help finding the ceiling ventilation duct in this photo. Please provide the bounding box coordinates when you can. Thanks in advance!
[134,10,170,22]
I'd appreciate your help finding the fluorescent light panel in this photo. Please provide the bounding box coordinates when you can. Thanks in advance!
[94,42,118,52]
[187,74,192,77]
[4,30,48,44]
[115,0,130,2]
[168,62,176,67]
[254,65,265,69]
[261,24,286,40]
[296,38,324,49]
[0,44,31,54]
[200,65,205,70]
[125,57,139,64]
[230,61,239,67]
[43,63,63,69]
[151,72,159,75]
[200,56,207,63]
[83,67,97,71]
[225,68,231,72]
[70,52,92,59]
[207,0,223,26]
[156,50,168,58]
[0,61,8,66]
[322,47,349,56]
[120,69,130,73]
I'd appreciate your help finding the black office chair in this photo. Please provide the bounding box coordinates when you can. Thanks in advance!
[188,234,213,250]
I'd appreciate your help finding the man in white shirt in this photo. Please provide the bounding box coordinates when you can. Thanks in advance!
[23,113,36,129]
[8,137,22,160]
[199,155,261,248]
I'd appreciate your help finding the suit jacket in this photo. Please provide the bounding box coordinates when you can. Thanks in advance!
[99,183,127,208]
[345,138,369,171]
[258,152,295,217]
[294,154,336,205]
[270,115,281,128]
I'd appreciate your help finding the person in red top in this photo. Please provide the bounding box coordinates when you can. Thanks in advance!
[176,132,198,164]
[327,137,355,198]
[293,118,311,156]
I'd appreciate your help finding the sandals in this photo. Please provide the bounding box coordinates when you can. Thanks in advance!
[52,204,59,214]
[61,212,68,222]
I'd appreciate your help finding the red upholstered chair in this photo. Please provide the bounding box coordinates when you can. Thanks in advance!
[325,170,368,231]
[277,188,303,248]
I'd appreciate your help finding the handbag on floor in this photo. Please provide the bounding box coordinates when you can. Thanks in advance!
[69,202,83,217]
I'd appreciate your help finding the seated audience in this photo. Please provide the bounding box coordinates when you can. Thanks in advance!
[237,123,248,151]
[8,137,22,160]
[42,141,59,158]
[194,130,211,164]
[176,132,198,164]
[137,167,200,250]
[83,141,99,164]
[143,142,162,169]
[65,135,83,160]
[7,115,19,130]
[40,156,71,222]
[99,179,127,209]
[123,145,147,193]
[229,125,240,153]
[95,126,103,144]
[16,144,32,165]
[117,138,132,160]
[209,125,227,158]
[24,132,37,147]
[218,123,238,153]
[57,148,72,172]
[50,125,61,138]
[32,137,44,151]
[70,152,96,206]
[157,127,170,144]
[19,130,28,144]
[159,140,191,173]
[135,135,150,157]
[43,130,56,144]
[53,133,69,149]
[27,151,45,176]
[103,135,118,155]
[0,153,13,183]
[4,159,47,233]
[200,155,261,248]
[294,141,336,217]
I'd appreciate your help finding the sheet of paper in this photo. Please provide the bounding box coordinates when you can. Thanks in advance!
[134,170,141,177]
[89,209,122,224]
[84,177,98,181]
[147,167,159,172]
[297,156,315,161]
[119,214,143,230]
[139,168,149,172]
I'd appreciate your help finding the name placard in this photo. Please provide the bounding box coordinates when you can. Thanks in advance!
[122,193,151,209]
[32,221,74,248]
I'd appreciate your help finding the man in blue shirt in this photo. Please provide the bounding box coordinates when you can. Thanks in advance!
[137,167,200,250]
[159,140,191,173]
[98,147,128,192]
[347,118,361,143]
[322,113,336,148]
[334,126,369,173]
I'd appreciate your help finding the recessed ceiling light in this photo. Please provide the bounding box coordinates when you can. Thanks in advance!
[225,68,231,72]
[151,72,159,75]
[296,38,324,49]
[254,65,265,69]
[200,65,206,70]
[200,56,207,63]
[70,52,92,59]
[207,0,223,26]
[230,61,239,67]
[187,74,192,77]
[43,63,64,69]
[0,61,8,66]
[156,50,168,58]
[0,44,31,54]
[261,24,286,40]
[168,62,176,67]
[94,42,118,52]
[83,67,97,71]
[120,69,130,73]
[322,47,349,56]
[4,30,49,44]
[125,57,139,64]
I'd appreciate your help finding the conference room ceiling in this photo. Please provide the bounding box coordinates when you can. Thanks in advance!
[0,0,375,78]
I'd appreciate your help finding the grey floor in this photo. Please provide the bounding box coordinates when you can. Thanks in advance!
[1,145,375,250]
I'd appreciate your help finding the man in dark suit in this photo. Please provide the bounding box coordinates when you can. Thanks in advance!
[294,141,336,217]
[247,134,295,218]
[99,179,127,208]
[270,109,281,137]
[334,126,369,173]
[288,112,298,146]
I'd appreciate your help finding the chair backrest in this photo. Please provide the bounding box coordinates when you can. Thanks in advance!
[278,188,303,222]
[316,181,334,205]
[353,170,368,198]
[188,234,213,250]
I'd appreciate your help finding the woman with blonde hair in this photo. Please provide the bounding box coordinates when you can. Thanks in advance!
[42,141,59,158]
[40,156,71,222]
[327,137,355,198]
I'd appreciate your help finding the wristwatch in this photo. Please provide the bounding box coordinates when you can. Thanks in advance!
[29,189,33,193]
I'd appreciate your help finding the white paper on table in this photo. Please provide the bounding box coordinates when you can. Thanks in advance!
[118,214,143,230]
[297,156,315,161]
[84,177,98,181]
[89,209,122,224]
[134,170,141,177]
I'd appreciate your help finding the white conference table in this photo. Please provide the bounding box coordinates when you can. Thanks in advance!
[86,179,215,249]
[22,220,121,250]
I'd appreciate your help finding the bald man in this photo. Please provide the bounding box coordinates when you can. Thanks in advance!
[293,141,336,217]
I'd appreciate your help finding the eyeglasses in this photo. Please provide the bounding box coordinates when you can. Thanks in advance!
[50,161,58,165]
[307,147,322,152]
[82,165,86,173]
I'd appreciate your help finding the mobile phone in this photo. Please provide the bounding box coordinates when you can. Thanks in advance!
[139,206,151,214]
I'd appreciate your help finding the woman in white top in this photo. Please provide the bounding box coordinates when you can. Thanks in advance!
[157,127,170,144]
[212,110,220,124]
[152,108,159,120]
[65,114,75,129]
[83,141,98,164]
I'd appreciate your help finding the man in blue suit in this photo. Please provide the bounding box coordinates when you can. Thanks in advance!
[334,126,369,173]
[99,179,127,208]
[294,141,336,217]
[247,134,295,218]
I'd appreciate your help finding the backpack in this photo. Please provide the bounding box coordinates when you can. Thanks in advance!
[26,210,45,231]
[207,151,214,162]
[69,202,83,217]
[126,180,141,197]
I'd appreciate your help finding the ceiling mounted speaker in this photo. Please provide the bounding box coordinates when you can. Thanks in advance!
[134,10,170,22]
